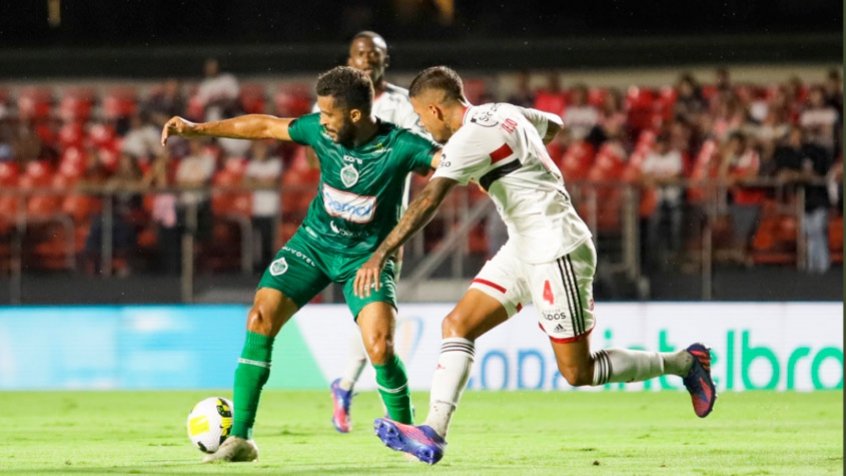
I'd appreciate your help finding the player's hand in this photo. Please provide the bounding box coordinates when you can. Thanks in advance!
[161,116,196,146]
[354,253,385,298]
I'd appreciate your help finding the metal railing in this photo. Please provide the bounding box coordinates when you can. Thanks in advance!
[0,178,840,303]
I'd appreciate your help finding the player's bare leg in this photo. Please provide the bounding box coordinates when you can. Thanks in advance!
[549,335,716,417]
[204,288,298,463]
[358,302,415,425]
[374,289,509,464]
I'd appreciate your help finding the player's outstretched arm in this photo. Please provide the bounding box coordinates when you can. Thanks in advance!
[160,114,295,146]
[354,176,457,297]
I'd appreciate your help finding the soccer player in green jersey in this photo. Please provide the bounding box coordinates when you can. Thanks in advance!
[161,66,441,463]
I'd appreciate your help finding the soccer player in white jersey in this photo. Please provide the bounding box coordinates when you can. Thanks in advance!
[354,66,717,464]
[322,31,430,434]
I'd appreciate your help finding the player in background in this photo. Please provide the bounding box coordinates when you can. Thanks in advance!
[319,31,431,435]
[354,66,717,464]
[162,66,441,463]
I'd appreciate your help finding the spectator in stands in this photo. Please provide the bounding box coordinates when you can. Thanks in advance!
[673,73,707,126]
[144,152,180,275]
[145,79,186,127]
[84,152,143,276]
[562,83,599,141]
[773,126,833,273]
[719,131,763,266]
[120,111,159,164]
[823,68,843,120]
[585,87,626,149]
[799,85,838,156]
[746,106,789,164]
[245,140,283,268]
[640,131,684,270]
[710,93,748,143]
[507,70,535,108]
[175,139,216,243]
[196,58,240,122]
[714,67,732,96]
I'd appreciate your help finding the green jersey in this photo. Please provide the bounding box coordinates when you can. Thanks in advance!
[287,113,438,256]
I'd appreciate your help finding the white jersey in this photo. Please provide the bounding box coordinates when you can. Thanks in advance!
[433,103,592,263]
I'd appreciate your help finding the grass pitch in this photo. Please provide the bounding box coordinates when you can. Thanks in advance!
[1,390,841,475]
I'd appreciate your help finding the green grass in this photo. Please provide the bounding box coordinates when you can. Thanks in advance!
[1,390,841,475]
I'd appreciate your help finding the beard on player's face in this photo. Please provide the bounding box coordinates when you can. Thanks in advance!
[333,118,356,146]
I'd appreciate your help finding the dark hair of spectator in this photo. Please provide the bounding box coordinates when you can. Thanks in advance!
[315,66,373,115]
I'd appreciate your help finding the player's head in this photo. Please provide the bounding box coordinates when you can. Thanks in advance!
[408,66,467,143]
[347,31,389,87]
[315,66,374,145]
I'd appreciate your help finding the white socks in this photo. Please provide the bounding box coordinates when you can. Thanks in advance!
[424,337,475,438]
[592,348,665,385]
[339,332,368,391]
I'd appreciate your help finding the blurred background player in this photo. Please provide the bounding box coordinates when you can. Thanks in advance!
[319,31,432,434]
[355,66,716,464]
[161,66,441,462]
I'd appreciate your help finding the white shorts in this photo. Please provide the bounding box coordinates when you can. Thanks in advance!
[469,239,597,343]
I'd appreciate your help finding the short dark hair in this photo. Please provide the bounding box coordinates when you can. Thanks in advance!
[316,66,373,115]
[409,66,465,102]
[352,30,388,52]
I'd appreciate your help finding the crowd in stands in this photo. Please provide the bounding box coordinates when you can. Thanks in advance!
[0,63,841,278]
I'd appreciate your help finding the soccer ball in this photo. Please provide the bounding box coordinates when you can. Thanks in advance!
[186,397,233,453]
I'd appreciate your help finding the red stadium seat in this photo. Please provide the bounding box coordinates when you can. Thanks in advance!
[829,214,843,264]
[557,140,595,181]
[102,87,138,120]
[240,83,267,114]
[58,88,95,122]
[17,87,53,121]
[274,84,313,117]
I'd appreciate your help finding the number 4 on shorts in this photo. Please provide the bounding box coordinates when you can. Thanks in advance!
[543,280,554,305]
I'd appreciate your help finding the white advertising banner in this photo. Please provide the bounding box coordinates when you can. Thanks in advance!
[290,302,843,392]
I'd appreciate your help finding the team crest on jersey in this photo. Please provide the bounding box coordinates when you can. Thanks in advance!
[269,257,288,276]
[340,164,359,187]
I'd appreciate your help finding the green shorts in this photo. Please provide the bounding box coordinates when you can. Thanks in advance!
[257,227,397,319]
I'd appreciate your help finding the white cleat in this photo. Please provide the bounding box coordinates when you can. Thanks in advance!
[202,437,259,463]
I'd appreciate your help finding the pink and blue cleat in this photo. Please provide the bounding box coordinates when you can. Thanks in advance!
[682,343,717,418]
[330,378,353,433]
[373,418,446,465]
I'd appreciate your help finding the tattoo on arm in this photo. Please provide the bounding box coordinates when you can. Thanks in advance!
[373,177,456,262]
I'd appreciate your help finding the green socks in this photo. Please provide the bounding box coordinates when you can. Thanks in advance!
[231,331,273,439]
[373,355,414,424]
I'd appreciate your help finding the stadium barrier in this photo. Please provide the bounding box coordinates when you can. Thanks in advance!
[0,302,840,391]
[0,178,841,303]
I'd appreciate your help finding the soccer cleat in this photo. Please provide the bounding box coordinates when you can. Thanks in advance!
[202,436,258,463]
[373,418,446,465]
[682,343,717,418]
[330,378,353,433]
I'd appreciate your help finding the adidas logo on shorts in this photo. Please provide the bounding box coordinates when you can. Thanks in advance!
[553,323,565,333]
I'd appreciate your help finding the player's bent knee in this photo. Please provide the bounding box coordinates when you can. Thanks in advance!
[441,311,471,339]
[364,337,394,365]
[246,305,274,336]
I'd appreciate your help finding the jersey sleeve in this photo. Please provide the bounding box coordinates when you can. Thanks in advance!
[398,130,440,174]
[287,113,322,146]
[432,128,494,186]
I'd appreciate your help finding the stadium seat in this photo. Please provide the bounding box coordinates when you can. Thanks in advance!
[750,201,797,265]
[59,121,86,150]
[17,87,53,121]
[625,86,658,135]
[239,83,267,114]
[58,88,95,122]
[101,87,138,120]
[828,214,842,264]
[274,84,313,117]
[557,140,595,181]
